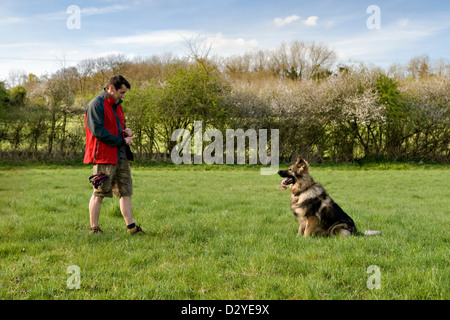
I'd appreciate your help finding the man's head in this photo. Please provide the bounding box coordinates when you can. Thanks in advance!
[105,75,131,102]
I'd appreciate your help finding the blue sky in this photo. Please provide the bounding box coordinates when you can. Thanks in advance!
[0,0,449,79]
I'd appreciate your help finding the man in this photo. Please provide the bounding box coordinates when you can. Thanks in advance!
[84,75,145,235]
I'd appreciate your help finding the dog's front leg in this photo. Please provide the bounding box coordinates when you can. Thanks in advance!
[304,217,320,237]
[296,217,306,236]
[297,223,306,236]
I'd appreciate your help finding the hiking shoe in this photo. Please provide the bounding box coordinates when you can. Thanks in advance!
[127,225,146,235]
[89,226,104,235]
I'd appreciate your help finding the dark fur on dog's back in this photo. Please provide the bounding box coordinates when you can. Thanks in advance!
[278,157,357,237]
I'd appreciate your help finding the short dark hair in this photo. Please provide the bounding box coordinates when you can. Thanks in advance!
[106,75,131,90]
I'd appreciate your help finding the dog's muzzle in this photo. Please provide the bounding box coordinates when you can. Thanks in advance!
[281,178,293,190]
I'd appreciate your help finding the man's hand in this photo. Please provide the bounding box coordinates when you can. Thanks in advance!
[123,128,133,137]
[125,136,137,145]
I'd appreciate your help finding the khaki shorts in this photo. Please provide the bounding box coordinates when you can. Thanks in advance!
[92,159,133,198]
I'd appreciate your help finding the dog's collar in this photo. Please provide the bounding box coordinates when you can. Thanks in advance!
[293,183,317,197]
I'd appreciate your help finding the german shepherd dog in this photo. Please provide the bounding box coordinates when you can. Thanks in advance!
[278,157,359,237]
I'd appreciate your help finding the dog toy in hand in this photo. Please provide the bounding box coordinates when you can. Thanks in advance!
[89,173,109,189]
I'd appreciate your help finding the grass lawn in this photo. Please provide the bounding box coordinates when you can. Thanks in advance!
[0,163,448,300]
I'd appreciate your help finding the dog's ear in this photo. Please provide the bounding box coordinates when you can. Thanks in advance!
[296,158,309,174]
[303,159,309,168]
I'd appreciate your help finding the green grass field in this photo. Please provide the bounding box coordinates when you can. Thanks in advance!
[0,163,448,300]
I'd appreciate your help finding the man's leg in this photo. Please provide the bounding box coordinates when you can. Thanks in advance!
[119,196,134,226]
[115,160,145,234]
[90,164,114,231]
[121,196,145,234]
[89,195,103,228]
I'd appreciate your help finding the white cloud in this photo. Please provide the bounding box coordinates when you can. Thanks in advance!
[273,14,319,27]
[103,30,258,56]
[201,33,259,53]
[398,19,409,27]
[0,17,26,26]
[330,19,450,64]
[326,20,335,28]
[303,16,318,27]
[81,5,129,16]
[0,42,50,49]
[95,51,138,61]
[38,4,129,21]
[105,30,198,46]
[274,15,301,27]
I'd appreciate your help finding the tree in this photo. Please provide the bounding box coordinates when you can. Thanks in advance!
[375,74,406,158]
[122,83,160,159]
[155,64,230,158]
[7,85,27,150]
[42,69,76,156]
[0,82,10,145]
[407,55,431,79]
[399,77,450,161]
[268,40,335,81]
[0,82,9,119]
[308,41,336,81]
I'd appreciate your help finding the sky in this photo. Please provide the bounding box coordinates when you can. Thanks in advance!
[0,0,449,81]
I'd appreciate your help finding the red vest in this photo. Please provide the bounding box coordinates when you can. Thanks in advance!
[84,95,125,165]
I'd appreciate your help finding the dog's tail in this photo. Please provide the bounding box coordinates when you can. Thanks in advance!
[364,230,382,236]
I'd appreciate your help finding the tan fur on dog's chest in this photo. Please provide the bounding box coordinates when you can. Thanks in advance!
[289,184,323,217]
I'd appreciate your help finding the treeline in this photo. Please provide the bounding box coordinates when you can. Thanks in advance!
[0,40,449,163]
